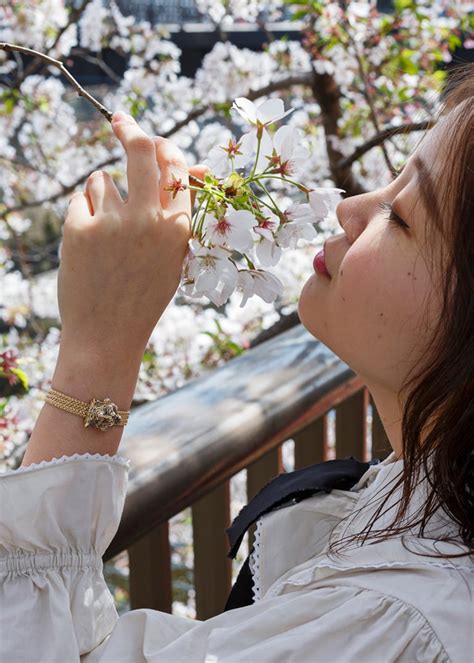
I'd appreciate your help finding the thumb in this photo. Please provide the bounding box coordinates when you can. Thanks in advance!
[188,164,210,209]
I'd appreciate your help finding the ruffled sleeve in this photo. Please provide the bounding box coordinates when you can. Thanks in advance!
[0,453,460,663]
[0,453,130,662]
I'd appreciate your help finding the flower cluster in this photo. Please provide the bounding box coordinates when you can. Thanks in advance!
[177,96,343,307]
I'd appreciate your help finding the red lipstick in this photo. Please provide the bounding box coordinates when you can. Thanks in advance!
[313,246,331,278]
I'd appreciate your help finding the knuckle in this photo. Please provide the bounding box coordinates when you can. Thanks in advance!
[165,156,189,175]
[129,134,154,154]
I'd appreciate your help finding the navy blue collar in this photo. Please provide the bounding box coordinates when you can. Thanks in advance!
[223,455,381,611]
[226,455,380,560]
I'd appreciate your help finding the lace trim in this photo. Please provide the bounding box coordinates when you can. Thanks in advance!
[249,517,264,602]
[1,452,131,476]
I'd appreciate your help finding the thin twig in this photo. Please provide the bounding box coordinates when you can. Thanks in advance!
[0,72,313,218]
[0,42,113,121]
[337,120,434,170]
[16,0,94,85]
[346,30,395,175]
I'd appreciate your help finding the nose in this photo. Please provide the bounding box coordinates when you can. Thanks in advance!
[336,193,373,243]
[335,199,346,231]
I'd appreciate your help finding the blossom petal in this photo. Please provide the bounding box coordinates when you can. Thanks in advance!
[256,237,281,267]
[232,97,258,124]
[256,98,294,125]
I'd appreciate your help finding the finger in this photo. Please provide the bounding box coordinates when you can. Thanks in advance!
[111,111,160,212]
[188,164,210,210]
[85,170,124,216]
[153,136,190,215]
[66,191,92,227]
[84,171,105,216]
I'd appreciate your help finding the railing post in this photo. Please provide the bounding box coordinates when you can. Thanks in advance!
[192,480,232,620]
[128,521,172,612]
[370,394,392,460]
[335,388,368,461]
[246,446,283,551]
[293,415,328,469]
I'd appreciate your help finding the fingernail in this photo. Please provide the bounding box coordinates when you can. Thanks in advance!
[112,111,133,124]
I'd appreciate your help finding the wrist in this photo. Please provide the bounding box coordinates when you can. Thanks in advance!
[52,342,142,412]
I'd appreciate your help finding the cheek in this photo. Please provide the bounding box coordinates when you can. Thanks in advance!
[334,249,419,332]
[298,237,438,392]
[333,245,435,377]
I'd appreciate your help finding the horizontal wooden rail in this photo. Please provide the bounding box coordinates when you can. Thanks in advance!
[104,324,365,561]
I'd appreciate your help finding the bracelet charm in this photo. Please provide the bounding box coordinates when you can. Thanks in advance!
[85,398,123,431]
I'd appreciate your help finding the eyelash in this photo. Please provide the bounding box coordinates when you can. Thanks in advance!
[378,201,410,230]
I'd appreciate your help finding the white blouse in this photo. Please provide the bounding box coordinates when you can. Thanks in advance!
[0,450,472,663]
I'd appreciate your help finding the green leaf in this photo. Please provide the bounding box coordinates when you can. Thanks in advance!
[432,69,447,83]
[9,367,29,391]
[394,0,416,11]
[212,101,233,119]
[289,9,309,21]
[398,49,419,75]
[448,34,462,50]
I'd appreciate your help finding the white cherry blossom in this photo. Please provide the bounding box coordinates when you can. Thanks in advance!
[237,269,283,307]
[269,125,311,177]
[308,187,346,220]
[231,97,295,127]
[253,210,281,267]
[276,202,318,249]
[204,131,254,177]
[202,208,256,252]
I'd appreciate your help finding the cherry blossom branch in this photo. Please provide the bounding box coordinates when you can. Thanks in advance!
[337,120,435,170]
[0,72,314,219]
[0,42,113,121]
[309,66,366,197]
[15,0,94,85]
[150,73,313,137]
[1,156,119,218]
[346,31,395,175]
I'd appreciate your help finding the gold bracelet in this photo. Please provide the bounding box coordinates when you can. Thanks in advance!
[45,388,130,431]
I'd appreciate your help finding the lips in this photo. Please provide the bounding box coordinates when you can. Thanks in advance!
[313,242,331,278]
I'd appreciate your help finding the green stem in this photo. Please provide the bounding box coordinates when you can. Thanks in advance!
[191,191,208,235]
[252,174,309,193]
[196,195,212,239]
[244,254,256,270]
[244,163,273,184]
[249,132,262,179]
[254,180,280,213]
[247,188,277,215]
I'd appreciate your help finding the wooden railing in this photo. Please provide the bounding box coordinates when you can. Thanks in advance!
[104,323,391,619]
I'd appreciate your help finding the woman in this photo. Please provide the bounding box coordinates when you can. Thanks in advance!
[0,65,472,662]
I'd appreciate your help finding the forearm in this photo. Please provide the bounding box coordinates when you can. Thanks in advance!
[20,342,143,467]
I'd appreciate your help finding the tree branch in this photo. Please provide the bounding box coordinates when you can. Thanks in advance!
[337,120,435,170]
[1,155,119,218]
[346,30,395,175]
[309,65,366,197]
[15,0,94,85]
[0,42,113,121]
[0,71,314,219]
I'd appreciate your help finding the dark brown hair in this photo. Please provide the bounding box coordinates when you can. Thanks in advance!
[328,63,473,560]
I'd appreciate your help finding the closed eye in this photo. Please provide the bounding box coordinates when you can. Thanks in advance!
[378,201,410,230]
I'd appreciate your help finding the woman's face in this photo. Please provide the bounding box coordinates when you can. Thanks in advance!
[298,121,447,397]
